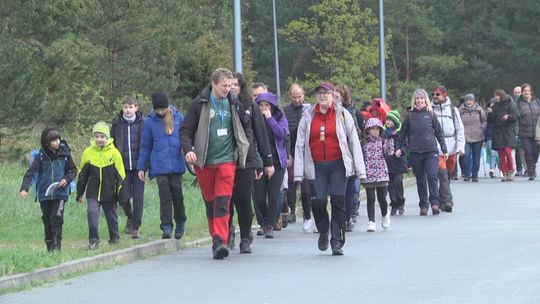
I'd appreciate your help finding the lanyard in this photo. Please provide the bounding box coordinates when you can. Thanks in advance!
[210,95,225,127]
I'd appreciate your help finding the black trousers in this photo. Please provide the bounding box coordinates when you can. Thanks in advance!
[388,173,405,208]
[40,199,65,250]
[253,166,286,227]
[118,170,145,229]
[87,199,118,242]
[521,137,540,176]
[230,168,256,239]
[365,186,388,222]
[156,174,186,230]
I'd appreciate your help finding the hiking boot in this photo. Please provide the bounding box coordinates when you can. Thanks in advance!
[212,236,229,260]
[88,241,99,250]
[273,215,282,231]
[398,206,405,215]
[382,214,391,229]
[331,241,343,256]
[443,204,453,213]
[175,221,185,240]
[228,224,235,249]
[420,208,428,216]
[489,170,495,178]
[508,171,515,181]
[281,212,289,229]
[256,226,264,236]
[318,232,329,251]
[239,238,252,254]
[345,220,354,232]
[288,213,296,224]
[125,219,132,234]
[431,205,440,215]
[367,221,376,232]
[472,177,479,182]
[390,207,398,216]
[463,177,470,182]
[131,229,139,239]
[264,225,274,239]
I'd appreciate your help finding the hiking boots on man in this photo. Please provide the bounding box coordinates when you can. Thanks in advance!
[212,236,229,260]
[239,238,252,254]
[131,229,139,239]
[420,208,428,216]
[125,218,133,234]
[318,232,329,251]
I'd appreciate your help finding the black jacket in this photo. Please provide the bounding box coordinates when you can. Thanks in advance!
[488,97,518,149]
[399,108,447,154]
[111,111,144,171]
[383,128,408,174]
[283,103,304,157]
[237,99,274,169]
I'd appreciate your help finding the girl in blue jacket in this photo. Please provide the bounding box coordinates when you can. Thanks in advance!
[137,92,187,239]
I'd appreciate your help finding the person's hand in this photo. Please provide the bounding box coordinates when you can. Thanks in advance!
[76,194,83,203]
[185,151,197,165]
[59,179,68,188]
[261,108,272,119]
[502,114,509,120]
[287,155,293,167]
[458,150,465,156]
[487,107,493,113]
[138,170,146,181]
[443,153,449,160]
[255,169,264,180]
[265,166,275,179]
[20,190,28,198]
[395,150,402,158]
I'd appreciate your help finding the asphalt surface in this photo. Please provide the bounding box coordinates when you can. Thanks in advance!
[2,173,540,304]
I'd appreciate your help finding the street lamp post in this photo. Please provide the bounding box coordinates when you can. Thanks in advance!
[233,0,242,73]
[379,0,386,101]
[272,0,281,100]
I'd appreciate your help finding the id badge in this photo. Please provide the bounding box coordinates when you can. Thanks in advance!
[217,128,228,137]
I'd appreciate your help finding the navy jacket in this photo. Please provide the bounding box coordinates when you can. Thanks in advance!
[137,106,186,178]
[111,111,144,171]
[399,108,447,154]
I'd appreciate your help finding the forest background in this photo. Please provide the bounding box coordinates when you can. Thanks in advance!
[1,0,539,160]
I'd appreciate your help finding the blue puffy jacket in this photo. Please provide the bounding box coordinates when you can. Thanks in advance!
[137,106,186,178]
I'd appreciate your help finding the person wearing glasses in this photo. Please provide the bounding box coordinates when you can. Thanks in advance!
[294,82,366,256]
[431,85,465,213]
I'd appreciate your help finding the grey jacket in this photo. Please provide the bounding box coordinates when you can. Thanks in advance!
[294,103,366,181]
[459,103,487,143]
[433,97,465,155]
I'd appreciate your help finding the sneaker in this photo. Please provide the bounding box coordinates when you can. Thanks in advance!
[432,205,440,215]
[288,213,296,224]
[125,219,132,234]
[382,214,391,229]
[175,221,185,240]
[472,177,479,182]
[463,177,470,182]
[228,225,235,249]
[162,226,173,239]
[345,220,354,232]
[281,212,289,229]
[331,242,344,256]
[390,207,398,216]
[318,232,329,251]
[303,218,314,233]
[489,170,495,178]
[420,208,428,216]
[398,206,405,215]
[88,241,99,250]
[273,216,282,231]
[239,238,252,254]
[264,225,274,239]
[131,229,139,239]
[508,171,515,181]
[501,172,508,182]
[108,238,119,245]
[443,204,453,213]
[367,221,376,232]
[256,226,264,236]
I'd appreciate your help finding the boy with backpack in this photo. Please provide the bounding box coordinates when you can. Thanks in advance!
[77,122,126,249]
[20,128,77,252]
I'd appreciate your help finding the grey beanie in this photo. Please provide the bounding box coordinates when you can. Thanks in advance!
[464,93,475,101]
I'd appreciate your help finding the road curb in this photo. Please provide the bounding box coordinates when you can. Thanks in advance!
[1,177,416,292]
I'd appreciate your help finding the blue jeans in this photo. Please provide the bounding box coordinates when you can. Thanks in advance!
[409,152,439,209]
[465,142,483,178]
[345,177,359,221]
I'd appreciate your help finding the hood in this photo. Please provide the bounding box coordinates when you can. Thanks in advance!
[256,92,284,119]
[434,96,452,108]
[365,98,391,122]
[365,117,384,130]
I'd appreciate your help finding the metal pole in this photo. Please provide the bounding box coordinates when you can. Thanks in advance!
[379,0,386,101]
[272,0,281,99]
[233,0,243,73]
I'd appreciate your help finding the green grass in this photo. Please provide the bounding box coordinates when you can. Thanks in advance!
[0,162,210,277]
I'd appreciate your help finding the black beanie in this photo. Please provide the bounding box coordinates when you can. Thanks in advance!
[152,92,169,109]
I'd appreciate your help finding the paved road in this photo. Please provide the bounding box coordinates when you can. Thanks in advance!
[2,175,540,303]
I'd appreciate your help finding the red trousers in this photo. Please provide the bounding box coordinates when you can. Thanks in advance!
[497,147,514,173]
[195,163,236,244]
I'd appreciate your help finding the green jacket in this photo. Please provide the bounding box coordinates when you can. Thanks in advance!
[76,139,125,202]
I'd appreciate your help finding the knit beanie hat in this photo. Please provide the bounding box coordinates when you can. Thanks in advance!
[92,122,110,138]
[464,93,475,101]
[386,110,401,126]
[151,92,170,109]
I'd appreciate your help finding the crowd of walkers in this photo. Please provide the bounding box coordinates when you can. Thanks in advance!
[19,67,540,259]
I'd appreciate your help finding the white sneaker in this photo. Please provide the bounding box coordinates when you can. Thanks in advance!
[367,221,376,232]
[382,214,391,229]
[303,218,314,233]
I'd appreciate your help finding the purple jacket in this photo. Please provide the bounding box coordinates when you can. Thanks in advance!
[363,118,394,184]
[256,92,289,168]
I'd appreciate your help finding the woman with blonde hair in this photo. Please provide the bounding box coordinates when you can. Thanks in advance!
[397,89,447,216]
